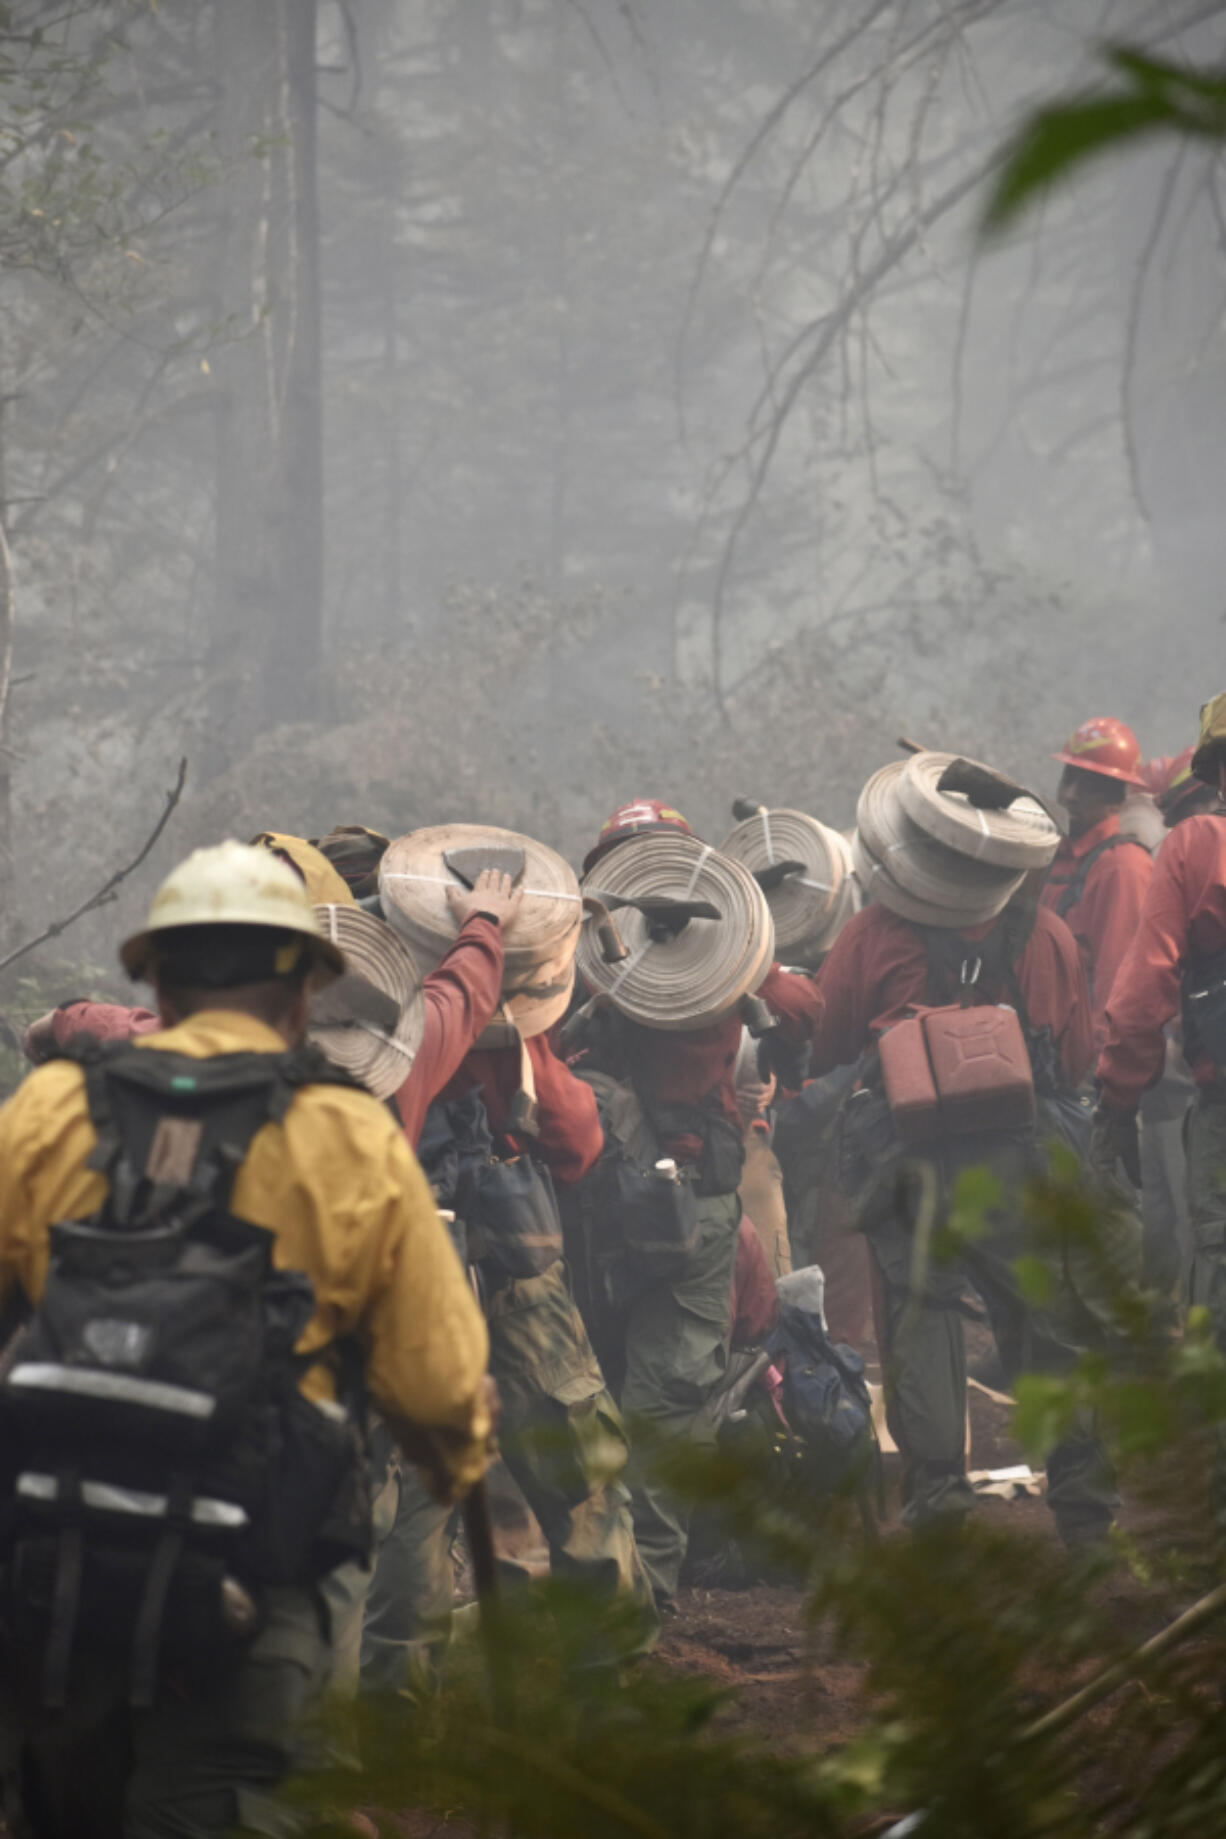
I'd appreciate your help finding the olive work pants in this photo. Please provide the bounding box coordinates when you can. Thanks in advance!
[866,1140,1136,1544]
[620,1191,741,1602]
[1139,1067,1194,1299]
[1184,1089,1226,1333]
[359,1464,453,1693]
[1184,1090,1226,1536]
[338,1263,655,1694]
[484,1260,656,1648]
[0,1586,328,1839]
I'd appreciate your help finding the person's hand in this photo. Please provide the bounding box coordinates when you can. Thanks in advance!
[736,1071,777,1128]
[1090,1102,1142,1188]
[446,868,524,931]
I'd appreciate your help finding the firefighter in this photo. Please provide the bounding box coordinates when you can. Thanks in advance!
[1130,750,1216,1300]
[429,1005,657,1644]
[0,841,491,1838]
[1095,695,1226,1337]
[1042,719,1153,1050]
[571,802,822,1605]
[359,866,523,1692]
[813,868,1128,1543]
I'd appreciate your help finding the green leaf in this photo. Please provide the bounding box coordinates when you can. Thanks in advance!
[981,93,1176,235]
[1012,1254,1055,1306]
[1011,1372,1078,1459]
[982,43,1226,236]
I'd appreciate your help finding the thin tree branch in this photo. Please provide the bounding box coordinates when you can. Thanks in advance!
[706,157,990,710]
[0,758,188,978]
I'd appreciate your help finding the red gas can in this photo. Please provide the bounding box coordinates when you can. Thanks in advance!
[878,1016,939,1147]
[923,1004,1034,1136]
[877,1003,1034,1146]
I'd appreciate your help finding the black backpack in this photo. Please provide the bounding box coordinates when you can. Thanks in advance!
[0,1040,373,1709]
[418,1088,564,1284]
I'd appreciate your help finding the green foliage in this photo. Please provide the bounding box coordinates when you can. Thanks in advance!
[287,1156,1226,1837]
[294,1583,846,1839]
[982,46,1226,234]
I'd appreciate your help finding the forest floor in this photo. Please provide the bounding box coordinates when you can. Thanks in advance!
[384,1321,1205,1836]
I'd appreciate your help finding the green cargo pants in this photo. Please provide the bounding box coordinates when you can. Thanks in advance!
[620,1191,741,1602]
[359,1463,453,1693]
[0,1586,328,1838]
[866,1132,1133,1544]
[1185,1088,1226,1334]
[1184,1088,1226,1534]
[485,1260,656,1646]
[1140,1062,1195,1299]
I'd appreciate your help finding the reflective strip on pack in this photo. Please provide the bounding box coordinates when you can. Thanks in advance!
[17,1472,248,1528]
[8,1363,216,1419]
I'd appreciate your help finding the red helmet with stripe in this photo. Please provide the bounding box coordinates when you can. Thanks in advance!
[1052,717,1146,788]
[582,799,693,876]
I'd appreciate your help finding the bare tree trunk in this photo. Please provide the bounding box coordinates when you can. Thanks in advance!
[269,0,323,725]
[207,0,321,778]
[0,520,14,950]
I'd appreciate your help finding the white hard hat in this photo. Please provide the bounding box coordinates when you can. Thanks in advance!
[120,840,345,984]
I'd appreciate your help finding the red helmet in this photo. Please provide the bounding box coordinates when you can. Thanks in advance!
[1052,717,1146,788]
[582,799,693,876]
[1154,747,1205,822]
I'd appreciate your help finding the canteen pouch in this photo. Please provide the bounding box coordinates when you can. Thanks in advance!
[1183,949,1226,1071]
[838,1081,896,1199]
[614,1160,700,1284]
[461,1153,564,1282]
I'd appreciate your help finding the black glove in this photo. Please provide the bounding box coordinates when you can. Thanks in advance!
[757,1029,810,1091]
[1090,1102,1141,1188]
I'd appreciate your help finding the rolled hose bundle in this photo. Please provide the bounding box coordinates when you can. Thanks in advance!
[719,808,850,964]
[819,834,861,951]
[578,831,775,1031]
[379,823,581,1039]
[899,751,1059,870]
[309,903,425,1098]
[854,761,1025,928]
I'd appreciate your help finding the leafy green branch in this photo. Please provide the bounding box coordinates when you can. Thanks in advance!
[982,46,1226,235]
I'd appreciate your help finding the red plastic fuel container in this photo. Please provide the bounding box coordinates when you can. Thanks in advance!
[878,1003,1035,1147]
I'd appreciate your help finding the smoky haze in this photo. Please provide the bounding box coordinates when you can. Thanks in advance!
[0,0,1220,981]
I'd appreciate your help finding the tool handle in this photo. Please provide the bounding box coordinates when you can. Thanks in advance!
[462,1479,516,1728]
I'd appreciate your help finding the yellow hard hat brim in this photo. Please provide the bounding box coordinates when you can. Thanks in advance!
[120,923,345,986]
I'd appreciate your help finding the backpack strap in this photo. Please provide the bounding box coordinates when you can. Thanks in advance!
[915,903,1035,1019]
[68,1042,365,1230]
[1051,833,1146,920]
[913,902,1068,1097]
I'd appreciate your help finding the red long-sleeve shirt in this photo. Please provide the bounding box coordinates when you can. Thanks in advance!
[1039,815,1152,1050]
[1097,812,1226,1110]
[811,902,1093,1090]
[393,915,504,1146]
[437,1034,602,1185]
[614,963,823,1160]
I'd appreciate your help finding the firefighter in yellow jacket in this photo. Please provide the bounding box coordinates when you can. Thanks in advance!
[0,842,492,1839]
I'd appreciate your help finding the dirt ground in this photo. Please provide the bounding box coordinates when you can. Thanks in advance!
[657,1338,1041,1753]
[378,1317,1222,1839]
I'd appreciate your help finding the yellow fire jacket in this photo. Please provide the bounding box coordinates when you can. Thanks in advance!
[0,1009,491,1498]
